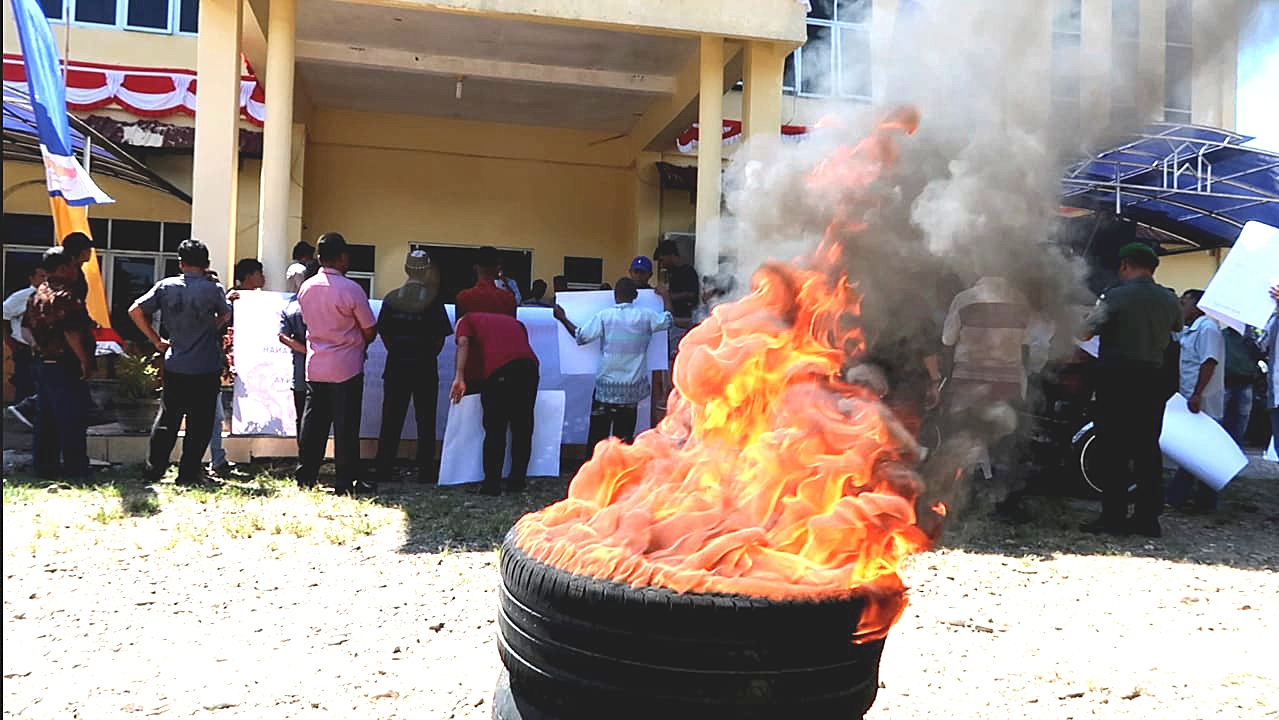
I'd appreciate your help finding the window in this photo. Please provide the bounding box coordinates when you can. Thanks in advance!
[346,244,376,298]
[1051,0,1082,136]
[563,256,603,290]
[1,214,190,344]
[790,0,872,100]
[1164,0,1193,122]
[409,245,532,305]
[40,0,198,34]
[1111,0,1140,124]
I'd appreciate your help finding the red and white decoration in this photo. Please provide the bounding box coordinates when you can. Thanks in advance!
[676,119,809,153]
[3,54,266,127]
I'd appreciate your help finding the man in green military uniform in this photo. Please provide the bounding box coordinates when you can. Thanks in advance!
[1079,243,1182,538]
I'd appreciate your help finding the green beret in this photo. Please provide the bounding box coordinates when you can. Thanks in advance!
[1118,242,1159,267]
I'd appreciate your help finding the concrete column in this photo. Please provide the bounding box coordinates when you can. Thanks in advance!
[191,0,243,278]
[257,0,298,290]
[1140,0,1166,120]
[741,41,784,142]
[694,35,724,278]
[1080,0,1111,124]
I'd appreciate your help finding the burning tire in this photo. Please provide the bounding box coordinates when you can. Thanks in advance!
[494,534,885,720]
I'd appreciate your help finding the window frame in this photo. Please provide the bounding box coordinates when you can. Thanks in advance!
[41,0,196,36]
[792,0,872,101]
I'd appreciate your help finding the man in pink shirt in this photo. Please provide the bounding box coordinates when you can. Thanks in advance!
[296,232,377,495]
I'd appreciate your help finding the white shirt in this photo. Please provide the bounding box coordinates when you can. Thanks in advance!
[285,262,309,294]
[2,286,36,345]
[1178,315,1225,420]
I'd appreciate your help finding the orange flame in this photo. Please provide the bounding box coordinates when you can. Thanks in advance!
[515,108,931,643]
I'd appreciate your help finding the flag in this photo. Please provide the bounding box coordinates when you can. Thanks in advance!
[10,0,114,331]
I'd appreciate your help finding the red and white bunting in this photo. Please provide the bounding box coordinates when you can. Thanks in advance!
[675,119,809,153]
[2,54,265,127]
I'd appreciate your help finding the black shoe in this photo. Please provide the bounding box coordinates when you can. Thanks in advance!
[505,478,527,493]
[1127,516,1163,538]
[1079,517,1128,536]
[467,483,502,497]
[335,480,378,497]
[208,461,235,477]
[176,475,217,488]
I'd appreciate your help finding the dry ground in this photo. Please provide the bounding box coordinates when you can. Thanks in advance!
[3,459,1277,720]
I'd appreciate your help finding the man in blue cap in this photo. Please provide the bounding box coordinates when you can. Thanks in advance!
[1079,242,1182,538]
[628,256,654,289]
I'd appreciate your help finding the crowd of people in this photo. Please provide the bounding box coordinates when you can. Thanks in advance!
[6,233,1278,529]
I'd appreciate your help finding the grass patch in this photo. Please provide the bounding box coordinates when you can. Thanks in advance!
[91,505,125,524]
[221,512,267,539]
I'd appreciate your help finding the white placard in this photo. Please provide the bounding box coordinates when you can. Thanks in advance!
[1266,438,1277,464]
[231,291,297,436]
[1159,394,1248,491]
[1198,221,1279,333]
[438,390,565,485]
[554,290,669,376]
[1076,336,1100,358]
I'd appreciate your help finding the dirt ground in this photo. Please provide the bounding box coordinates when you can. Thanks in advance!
[3,458,1277,720]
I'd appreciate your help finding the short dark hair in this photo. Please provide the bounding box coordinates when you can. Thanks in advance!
[62,231,92,256]
[552,275,568,290]
[475,245,500,269]
[234,258,264,284]
[529,279,547,299]
[177,239,211,268]
[292,241,315,261]
[1182,289,1205,303]
[654,239,680,260]
[303,259,321,281]
[41,246,75,273]
[316,232,348,263]
[613,277,638,302]
[28,263,43,280]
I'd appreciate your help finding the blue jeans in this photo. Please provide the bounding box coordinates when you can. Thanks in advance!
[1222,384,1253,444]
[208,390,227,466]
[32,362,90,479]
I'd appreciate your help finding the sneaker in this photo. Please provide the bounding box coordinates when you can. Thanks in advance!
[1079,517,1128,536]
[1127,516,1163,539]
[6,403,34,429]
[208,461,236,477]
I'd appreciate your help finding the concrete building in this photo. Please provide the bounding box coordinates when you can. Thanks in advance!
[2,0,1244,324]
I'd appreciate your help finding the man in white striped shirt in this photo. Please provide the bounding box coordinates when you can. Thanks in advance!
[554,278,672,453]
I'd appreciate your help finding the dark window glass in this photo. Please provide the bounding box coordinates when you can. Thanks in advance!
[110,220,162,251]
[179,0,199,32]
[1166,0,1193,45]
[800,24,833,96]
[162,222,192,252]
[783,52,796,91]
[3,214,56,246]
[808,0,833,20]
[110,256,157,343]
[838,27,871,98]
[1164,109,1192,124]
[39,0,63,20]
[163,258,181,278]
[1112,0,1139,40]
[74,0,116,25]
[3,251,46,298]
[1165,43,1193,112]
[563,256,603,287]
[836,0,869,23]
[347,244,376,273]
[350,276,372,297]
[126,0,169,29]
[88,217,109,246]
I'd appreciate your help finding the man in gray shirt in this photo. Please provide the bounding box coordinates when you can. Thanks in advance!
[129,239,233,487]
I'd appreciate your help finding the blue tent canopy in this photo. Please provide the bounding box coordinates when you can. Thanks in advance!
[1062,123,1279,253]
[3,83,191,203]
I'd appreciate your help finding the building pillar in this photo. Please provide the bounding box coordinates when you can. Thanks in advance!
[257,0,298,290]
[1080,0,1111,125]
[741,41,784,142]
[190,0,243,278]
[694,35,724,278]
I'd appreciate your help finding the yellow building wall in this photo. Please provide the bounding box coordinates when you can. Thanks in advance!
[2,161,191,223]
[1157,250,1225,295]
[303,111,636,296]
[0,11,196,68]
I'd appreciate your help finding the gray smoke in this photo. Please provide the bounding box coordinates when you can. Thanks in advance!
[719,0,1259,515]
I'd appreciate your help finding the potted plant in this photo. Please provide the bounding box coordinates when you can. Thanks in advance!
[110,353,161,433]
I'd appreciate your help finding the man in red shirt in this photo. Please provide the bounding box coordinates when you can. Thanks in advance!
[449,312,539,495]
[455,246,516,318]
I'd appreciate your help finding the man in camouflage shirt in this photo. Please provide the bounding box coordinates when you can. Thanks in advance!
[24,247,97,480]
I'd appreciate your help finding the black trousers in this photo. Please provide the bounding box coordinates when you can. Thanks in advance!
[480,358,539,489]
[32,361,90,479]
[586,397,638,454]
[148,370,220,483]
[292,388,306,455]
[375,361,440,481]
[297,374,364,490]
[1093,365,1167,523]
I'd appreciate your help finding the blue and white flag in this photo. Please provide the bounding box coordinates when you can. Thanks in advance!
[9,0,112,206]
